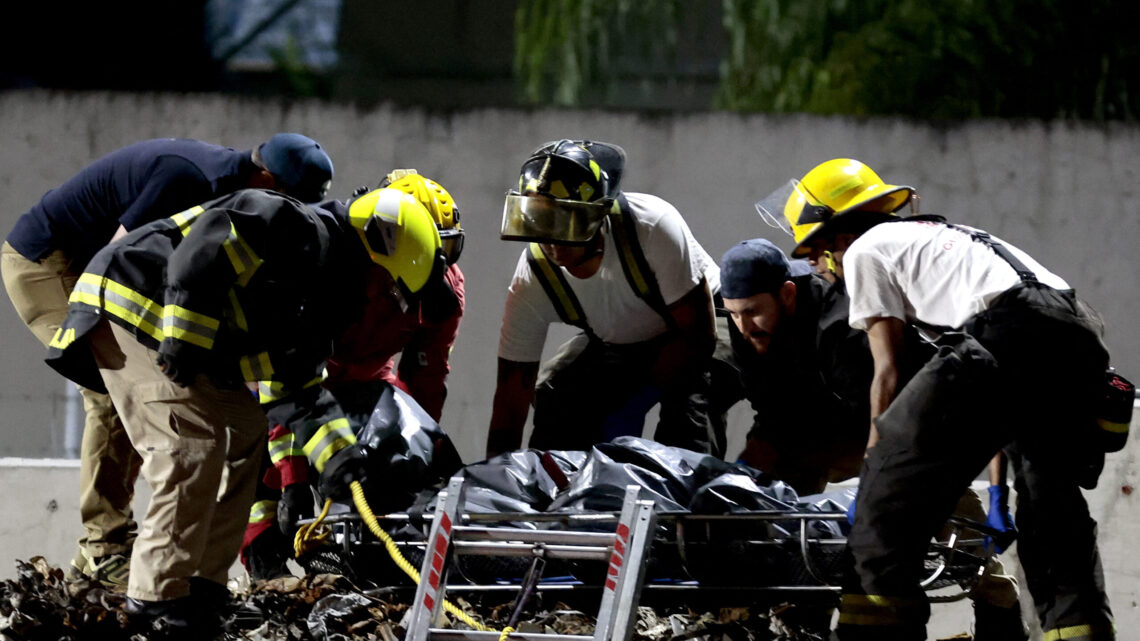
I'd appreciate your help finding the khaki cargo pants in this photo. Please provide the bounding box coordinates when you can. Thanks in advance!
[1,241,141,559]
[89,320,266,601]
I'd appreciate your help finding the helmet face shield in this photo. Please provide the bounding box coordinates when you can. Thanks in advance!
[500,192,611,245]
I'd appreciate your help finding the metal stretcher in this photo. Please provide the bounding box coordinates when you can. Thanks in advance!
[299,477,999,640]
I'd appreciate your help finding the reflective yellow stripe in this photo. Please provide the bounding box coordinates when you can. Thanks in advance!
[609,209,651,296]
[162,304,220,349]
[71,274,164,343]
[1042,622,1115,641]
[239,352,274,381]
[222,223,263,285]
[528,243,581,323]
[1097,418,1130,434]
[170,205,205,235]
[258,381,287,404]
[268,432,304,465]
[49,327,77,349]
[260,375,325,404]
[228,290,248,332]
[249,500,277,524]
[303,418,357,473]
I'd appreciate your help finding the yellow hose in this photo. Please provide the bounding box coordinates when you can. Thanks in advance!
[293,481,497,633]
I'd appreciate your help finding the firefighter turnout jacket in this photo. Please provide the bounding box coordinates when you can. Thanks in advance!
[45,189,360,396]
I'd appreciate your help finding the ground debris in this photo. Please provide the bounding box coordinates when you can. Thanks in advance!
[0,559,830,640]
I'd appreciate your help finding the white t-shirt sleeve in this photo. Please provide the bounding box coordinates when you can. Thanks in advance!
[845,239,909,331]
[634,195,710,305]
[497,249,558,362]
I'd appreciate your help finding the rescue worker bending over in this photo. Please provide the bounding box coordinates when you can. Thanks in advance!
[242,173,466,579]
[487,139,722,458]
[717,238,1025,640]
[43,186,434,637]
[0,134,333,587]
[765,158,1123,641]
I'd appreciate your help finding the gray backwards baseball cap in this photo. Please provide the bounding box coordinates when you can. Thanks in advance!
[258,133,334,203]
[719,238,792,299]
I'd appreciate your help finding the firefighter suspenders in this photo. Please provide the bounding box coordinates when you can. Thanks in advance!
[525,195,678,337]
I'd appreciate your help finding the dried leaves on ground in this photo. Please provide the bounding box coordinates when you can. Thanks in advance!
[1,557,835,641]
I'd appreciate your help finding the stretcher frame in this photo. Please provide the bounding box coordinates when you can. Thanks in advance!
[300,485,996,609]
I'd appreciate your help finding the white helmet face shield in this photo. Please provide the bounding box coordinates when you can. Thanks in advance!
[753,179,800,238]
[500,192,610,245]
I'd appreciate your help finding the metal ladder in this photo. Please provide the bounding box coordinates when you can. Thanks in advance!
[404,476,658,641]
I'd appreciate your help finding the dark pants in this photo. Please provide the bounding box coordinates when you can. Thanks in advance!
[529,333,720,456]
[838,284,1114,641]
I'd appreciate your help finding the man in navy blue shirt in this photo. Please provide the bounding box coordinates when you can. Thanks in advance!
[0,134,334,586]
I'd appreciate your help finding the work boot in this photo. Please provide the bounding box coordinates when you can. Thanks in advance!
[67,549,130,588]
[973,600,1028,641]
[124,596,196,639]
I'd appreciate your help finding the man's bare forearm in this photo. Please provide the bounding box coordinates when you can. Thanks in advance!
[486,358,539,458]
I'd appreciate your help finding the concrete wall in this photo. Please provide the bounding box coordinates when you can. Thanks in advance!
[1,90,1136,463]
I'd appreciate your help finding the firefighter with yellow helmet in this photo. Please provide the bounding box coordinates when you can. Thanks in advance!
[241,173,468,580]
[759,158,1124,641]
[43,185,440,636]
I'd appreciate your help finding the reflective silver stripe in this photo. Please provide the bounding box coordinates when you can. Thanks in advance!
[71,275,163,342]
[249,500,277,524]
[161,305,219,349]
[303,418,356,473]
[268,435,304,464]
[239,352,274,381]
[223,223,263,285]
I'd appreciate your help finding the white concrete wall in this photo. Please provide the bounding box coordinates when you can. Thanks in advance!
[1,91,1138,463]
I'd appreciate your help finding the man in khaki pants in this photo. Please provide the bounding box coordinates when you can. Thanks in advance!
[44,189,341,634]
[1,134,333,586]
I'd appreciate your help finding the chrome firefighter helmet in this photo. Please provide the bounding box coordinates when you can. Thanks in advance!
[500,139,626,245]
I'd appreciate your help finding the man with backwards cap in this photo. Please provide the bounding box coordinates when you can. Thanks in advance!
[0,134,333,587]
[717,238,1026,639]
[717,238,871,494]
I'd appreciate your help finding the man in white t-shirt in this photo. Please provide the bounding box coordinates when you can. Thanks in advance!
[487,140,722,459]
[762,158,1120,641]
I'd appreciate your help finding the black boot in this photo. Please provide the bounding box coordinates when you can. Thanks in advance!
[124,596,197,639]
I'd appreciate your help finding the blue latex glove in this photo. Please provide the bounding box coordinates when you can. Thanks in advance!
[985,484,1018,553]
[602,385,662,442]
[846,490,858,525]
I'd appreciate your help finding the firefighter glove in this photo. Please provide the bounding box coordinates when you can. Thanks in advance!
[985,484,1018,554]
[602,384,661,442]
[318,445,369,502]
[155,347,207,387]
[277,483,315,537]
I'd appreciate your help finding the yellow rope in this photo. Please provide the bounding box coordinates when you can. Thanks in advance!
[294,497,334,558]
[290,483,507,633]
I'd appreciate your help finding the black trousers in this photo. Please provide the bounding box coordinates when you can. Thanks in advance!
[529,333,720,456]
[838,284,1114,641]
